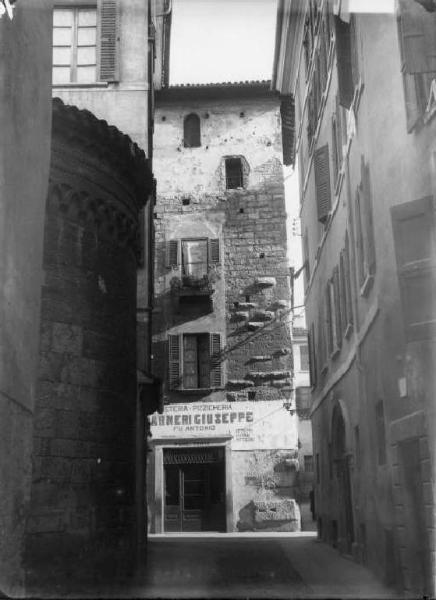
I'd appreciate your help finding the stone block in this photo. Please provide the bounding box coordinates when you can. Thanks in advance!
[233,311,249,321]
[254,277,276,288]
[52,322,83,355]
[228,380,254,388]
[253,499,300,531]
[234,302,258,309]
[252,310,274,322]
[249,356,272,363]
[247,322,264,331]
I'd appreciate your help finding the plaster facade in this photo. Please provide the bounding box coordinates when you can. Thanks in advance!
[148,83,301,533]
[273,1,436,595]
[0,1,52,594]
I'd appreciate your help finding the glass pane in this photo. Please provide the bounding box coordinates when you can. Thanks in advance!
[78,9,97,26]
[165,467,179,506]
[77,46,96,66]
[53,27,73,45]
[77,27,97,46]
[53,9,73,26]
[52,66,71,84]
[184,481,205,495]
[184,495,204,510]
[76,65,97,83]
[53,46,72,66]
[182,240,208,278]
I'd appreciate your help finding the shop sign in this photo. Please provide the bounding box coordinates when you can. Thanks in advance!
[149,400,297,450]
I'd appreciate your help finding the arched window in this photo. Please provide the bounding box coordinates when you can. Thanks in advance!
[183,113,201,148]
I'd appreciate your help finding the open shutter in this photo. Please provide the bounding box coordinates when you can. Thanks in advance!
[165,240,179,268]
[334,16,354,108]
[208,238,220,264]
[391,196,436,340]
[168,334,181,390]
[308,323,317,387]
[314,144,332,223]
[98,0,119,82]
[280,95,296,166]
[399,0,436,74]
[209,333,222,388]
[333,266,342,347]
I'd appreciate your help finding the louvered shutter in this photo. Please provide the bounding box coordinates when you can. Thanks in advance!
[334,16,354,108]
[209,333,222,388]
[98,0,119,82]
[166,240,179,268]
[168,334,181,390]
[390,196,436,340]
[308,323,317,387]
[333,266,342,347]
[280,95,296,167]
[208,238,220,264]
[399,0,436,74]
[326,284,333,355]
[314,144,331,223]
[362,162,376,275]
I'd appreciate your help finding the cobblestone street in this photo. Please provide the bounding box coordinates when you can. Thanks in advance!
[135,532,400,599]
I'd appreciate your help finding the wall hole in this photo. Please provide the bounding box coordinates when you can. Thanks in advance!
[239,208,244,214]
[182,197,190,206]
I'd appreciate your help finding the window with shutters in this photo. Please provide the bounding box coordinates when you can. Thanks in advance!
[326,278,340,357]
[314,144,332,224]
[303,230,311,288]
[391,196,436,341]
[331,96,346,188]
[397,0,436,131]
[52,1,119,85]
[167,333,223,390]
[300,343,310,372]
[166,237,220,295]
[355,158,376,294]
[304,455,314,472]
[334,14,360,109]
[183,113,201,148]
[317,305,328,377]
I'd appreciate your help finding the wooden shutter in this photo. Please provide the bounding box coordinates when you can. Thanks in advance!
[362,161,376,275]
[391,196,436,340]
[339,250,348,335]
[209,238,220,264]
[334,16,354,108]
[166,240,179,268]
[344,233,354,327]
[209,333,222,388]
[314,144,332,223]
[326,284,333,355]
[333,266,342,347]
[168,334,181,390]
[98,0,119,82]
[308,323,317,387]
[399,0,436,74]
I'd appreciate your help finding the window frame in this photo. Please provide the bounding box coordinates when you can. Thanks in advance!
[225,157,245,190]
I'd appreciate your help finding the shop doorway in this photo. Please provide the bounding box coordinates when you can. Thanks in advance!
[163,446,226,532]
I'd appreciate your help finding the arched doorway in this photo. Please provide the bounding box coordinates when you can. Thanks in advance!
[331,404,354,554]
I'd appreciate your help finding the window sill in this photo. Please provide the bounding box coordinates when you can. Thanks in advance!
[176,388,215,395]
[360,273,374,298]
[52,82,110,89]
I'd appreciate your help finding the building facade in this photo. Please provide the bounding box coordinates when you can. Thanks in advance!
[148,82,302,533]
[273,0,436,595]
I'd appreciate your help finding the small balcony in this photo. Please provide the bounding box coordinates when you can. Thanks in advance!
[171,262,216,297]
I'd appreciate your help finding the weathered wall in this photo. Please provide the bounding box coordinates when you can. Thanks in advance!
[0,1,52,594]
[150,88,299,533]
[25,100,151,585]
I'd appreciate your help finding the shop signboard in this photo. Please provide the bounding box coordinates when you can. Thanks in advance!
[149,400,297,450]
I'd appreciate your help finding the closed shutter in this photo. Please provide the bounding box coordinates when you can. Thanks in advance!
[168,334,181,390]
[326,284,333,355]
[335,94,344,163]
[166,240,179,268]
[209,333,222,388]
[391,196,436,340]
[308,323,317,387]
[399,0,436,74]
[98,0,119,82]
[334,16,354,108]
[333,266,342,347]
[344,233,354,327]
[209,238,220,264]
[280,95,296,167]
[314,144,332,223]
[339,250,348,335]
[362,162,376,275]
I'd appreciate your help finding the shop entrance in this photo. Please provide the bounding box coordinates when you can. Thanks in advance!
[163,446,226,532]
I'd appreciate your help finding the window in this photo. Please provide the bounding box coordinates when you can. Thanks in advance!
[391,196,436,340]
[168,333,223,390]
[225,157,244,189]
[331,96,346,185]
[166,238,220,272]
[181,239,208,279]
[183,113,201,148]
[317,305,327,376]
[354,425,360,468]
[398,0,436,131]
[53,7,97,84]
[308,323,317,387]
[325,277,340,357]
[375,400,387,465]
[334,14,360,109]
[339,235,354,337]
[52,2,119,85]
[355,158,376,291]
[303,230,310,287]
[304,455,314,472]
[314,144,332,224]
[300,343,309,372]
